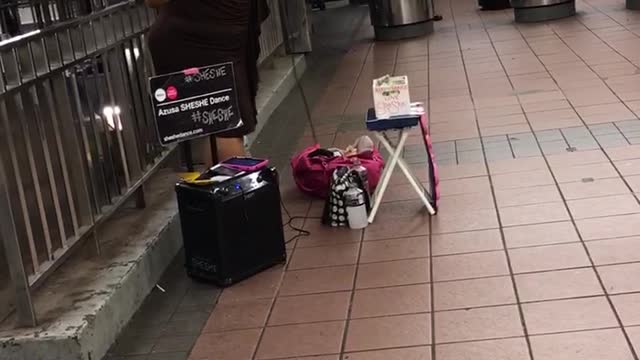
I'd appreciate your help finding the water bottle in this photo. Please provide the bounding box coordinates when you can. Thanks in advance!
[345,186,368,229]
[353,161,369,193]
[352,160,371,211]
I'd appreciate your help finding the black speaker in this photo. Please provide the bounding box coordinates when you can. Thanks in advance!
[176,167,287,287]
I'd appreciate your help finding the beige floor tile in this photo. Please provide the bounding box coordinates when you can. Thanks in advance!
[364,216,430,241]
[615,159,640,177]
[559,177,630,200]
[488,157,548,175]
[521,99,571,113]
[546,149,609,168]
[435,305,524,343]
[476,104,523,120]
[359,236,429,263]
[437,163,487,180]
[480,124,532,136]
[587,236,640,265]
[495,185,562,208]
[356,258,429,289]
[592,62,638,79]
[439,177,492,196]
[431,208,499,234]
[568,194,640,219]
[576,102,637,124]
[552,162,619,183]
[530,328,634,360]
[298,220,362,248]
[577,213,640,240]
[598,263,640,294]
[503,221,580,248]
[351,284,430,318]
[280,266,356,296]
[605,144,640,161]
[526,108,582,130]
[256,321,345,359]
[564,86,619,107]
[269,292,351,326]
[509,242,590,273]
[288,244,360,270]
[437,192,496,212]
[432,251,510,282]
[491,169,555,190]
[345,314,431,352]
[431,229,503,256]
[434,276,516,311]
[523,297,618,335]
[435,338,530,360]
[499,202,570,227]
[343,346,431,360]
[515,268,603,302]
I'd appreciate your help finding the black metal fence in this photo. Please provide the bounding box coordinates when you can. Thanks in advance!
[0,0,125,38]
[0,0,289,328]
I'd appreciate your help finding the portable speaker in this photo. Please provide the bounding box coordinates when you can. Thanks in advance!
[176,167,286,287]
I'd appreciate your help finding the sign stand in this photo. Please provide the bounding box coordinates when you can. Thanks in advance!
[366,109,438,223]
[368,129,436,223]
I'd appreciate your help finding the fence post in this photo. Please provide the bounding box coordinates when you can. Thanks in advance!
[0,157,36,327]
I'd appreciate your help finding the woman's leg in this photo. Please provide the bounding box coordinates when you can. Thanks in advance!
[216,136,246,161]
[189,137,213,166]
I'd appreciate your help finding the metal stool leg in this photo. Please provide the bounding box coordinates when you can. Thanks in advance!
[378,132,436,215]
[368,130,409,223]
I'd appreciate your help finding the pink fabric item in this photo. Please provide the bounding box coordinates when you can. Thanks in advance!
[291,144,385,198]
[419,113,440,202]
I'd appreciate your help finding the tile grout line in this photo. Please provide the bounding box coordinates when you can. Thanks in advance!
[277,23,374,357]
[336,35,377,360]
[447,2,536,360]
[503,21,640,360]
[248,198,313,360]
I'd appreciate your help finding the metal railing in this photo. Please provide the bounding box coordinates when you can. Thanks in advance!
[259,0,285,64]
[0,0,124,39]
[0,0,286,327]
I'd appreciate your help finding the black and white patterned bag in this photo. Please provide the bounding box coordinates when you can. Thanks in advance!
[322,167,352,227]
[321,166,369,227]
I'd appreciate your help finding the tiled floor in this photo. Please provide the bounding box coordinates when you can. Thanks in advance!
[112,0,640,358]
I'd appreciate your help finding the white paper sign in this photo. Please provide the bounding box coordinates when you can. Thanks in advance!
[372,75,411,118]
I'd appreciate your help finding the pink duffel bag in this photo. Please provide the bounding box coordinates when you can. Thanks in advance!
[291,144,385,199]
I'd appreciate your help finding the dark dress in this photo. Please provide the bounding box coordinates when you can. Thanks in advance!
[147,0,269,138]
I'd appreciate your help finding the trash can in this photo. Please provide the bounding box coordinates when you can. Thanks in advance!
[628,0,640,10]
[368,0,434,41]
[510,0,575,22]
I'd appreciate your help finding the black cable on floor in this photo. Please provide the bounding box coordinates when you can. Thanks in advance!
[280,199,324,244]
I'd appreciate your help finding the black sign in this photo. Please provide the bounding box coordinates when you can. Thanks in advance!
[149,62,242,146]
